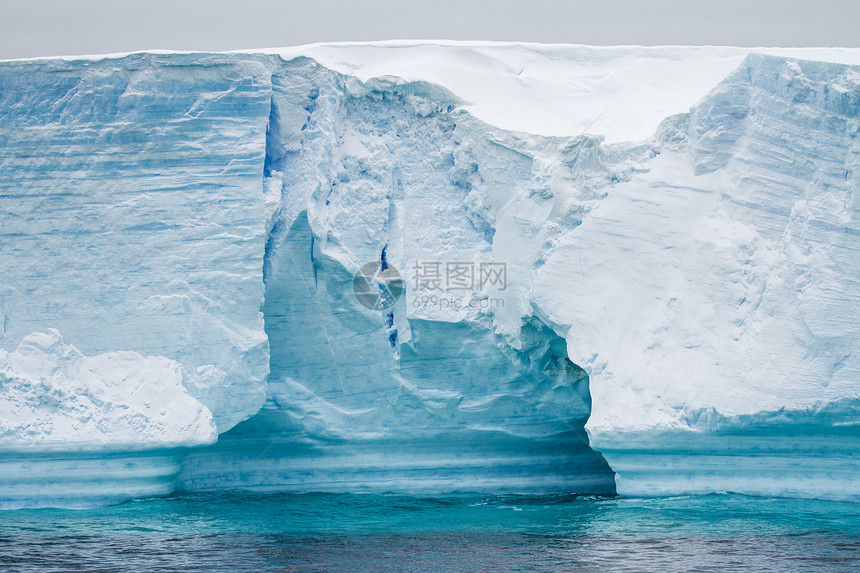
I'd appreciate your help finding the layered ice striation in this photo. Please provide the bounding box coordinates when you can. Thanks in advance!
[0,48,857,507]
[179,58,615,494]
[0,54,272,507]
[0,330,215,508]
[534,54,860,500]
[0,54,272,433]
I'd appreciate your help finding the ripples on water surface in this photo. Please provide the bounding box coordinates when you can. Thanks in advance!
[1,493,857,572]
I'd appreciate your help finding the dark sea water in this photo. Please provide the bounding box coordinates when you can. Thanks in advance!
[1,492,858,572]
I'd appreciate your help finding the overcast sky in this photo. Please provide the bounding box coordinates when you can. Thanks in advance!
[2,0,859,60]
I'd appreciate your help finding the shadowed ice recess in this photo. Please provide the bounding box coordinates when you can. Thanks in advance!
[0,46,857,508]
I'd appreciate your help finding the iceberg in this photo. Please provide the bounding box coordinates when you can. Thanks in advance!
[0,45,857,508]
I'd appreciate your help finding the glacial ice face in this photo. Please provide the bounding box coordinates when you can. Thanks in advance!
[533,54,860,500]
[178,59,616,494]
[0,53,619,503]
[0,53,275,508]
[535,54,859,431]
[0,54,272,433]
[0,47,858,506]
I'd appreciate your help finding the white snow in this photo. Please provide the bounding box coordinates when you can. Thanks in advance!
[13,42,860,143]
[267,42,860,143]
[0,329,216,450]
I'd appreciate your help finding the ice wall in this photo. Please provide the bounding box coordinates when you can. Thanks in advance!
[0,54,272,433]
[0,49,857,507]
[0,54,273,507]
[0,53,619,506]
[533,54,860,500]
[178,58,616,494]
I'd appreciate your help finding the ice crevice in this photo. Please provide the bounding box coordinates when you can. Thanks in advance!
[178,59,617,495]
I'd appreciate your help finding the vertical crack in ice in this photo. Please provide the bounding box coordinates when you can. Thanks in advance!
[310,234,318,290]
[380,191,403,363]
[262,92,285,287]
[323,323,349,395]
[230,59,619,495]
[379,245,401,362]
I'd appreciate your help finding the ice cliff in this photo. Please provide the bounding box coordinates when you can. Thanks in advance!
[0,46,857,508]
[534,54,860,500]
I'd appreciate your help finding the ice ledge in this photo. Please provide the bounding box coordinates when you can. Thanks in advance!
[593,400,860,502]
[0,329,218,509]
[0,450,187,510]
[0,329,217,452]
[177,430,615,496]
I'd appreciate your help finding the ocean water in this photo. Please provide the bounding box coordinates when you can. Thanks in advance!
[1,493,857,572]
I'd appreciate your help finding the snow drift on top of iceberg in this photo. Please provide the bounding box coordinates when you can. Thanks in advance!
[0,329,216,451]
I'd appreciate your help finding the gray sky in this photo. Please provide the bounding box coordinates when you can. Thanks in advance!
[2,0,860,60]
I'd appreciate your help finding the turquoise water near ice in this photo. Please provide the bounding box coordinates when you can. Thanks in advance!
[1,493,857,572]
